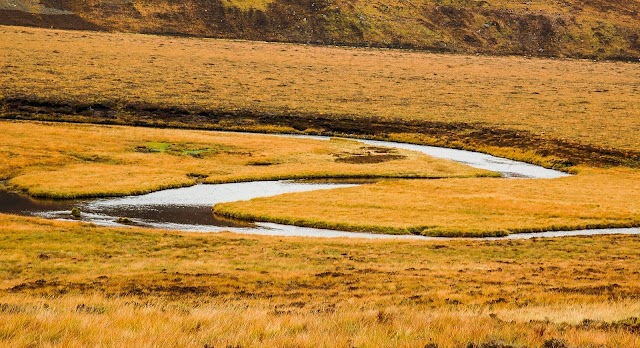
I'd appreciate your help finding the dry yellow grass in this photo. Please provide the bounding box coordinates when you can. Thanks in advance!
[0,26,637,236]
[1,20,639,348]
[2,214,640,347]
[4,0,640,61]
[215,167,640,237]
[1,25,638,155]
[0,120,489,198]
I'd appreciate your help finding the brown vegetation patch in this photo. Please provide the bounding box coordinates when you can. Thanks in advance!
[335,154,406,164]
[0,10,103,30]
[577,317,640,334]
[8,279,99,295]
[333,146,407,164]
[548,284,623,296]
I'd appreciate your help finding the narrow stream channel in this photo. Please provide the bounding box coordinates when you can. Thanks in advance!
[2,134,638,239]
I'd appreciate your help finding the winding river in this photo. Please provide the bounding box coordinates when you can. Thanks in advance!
[2,134,638,239]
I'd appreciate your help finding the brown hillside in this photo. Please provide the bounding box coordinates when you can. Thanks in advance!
[0,0,639,60]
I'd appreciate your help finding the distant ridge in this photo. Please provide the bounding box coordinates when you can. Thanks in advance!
[1,0,639,60]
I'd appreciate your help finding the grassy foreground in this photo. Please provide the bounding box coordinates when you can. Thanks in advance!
[1,26,639,168]
[2,214,640,347]
[0,120,489,198]
[214,167,640,237]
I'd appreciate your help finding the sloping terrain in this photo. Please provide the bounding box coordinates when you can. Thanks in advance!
[2,26,638,170]
[1,0,639,60]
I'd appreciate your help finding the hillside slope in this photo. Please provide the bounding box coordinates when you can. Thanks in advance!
[2,26,639,170]
[1,0,639,60]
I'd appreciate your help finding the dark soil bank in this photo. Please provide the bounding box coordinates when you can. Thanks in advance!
[2,96,639,169]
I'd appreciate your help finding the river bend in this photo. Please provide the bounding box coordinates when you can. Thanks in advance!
[3,134,638,239]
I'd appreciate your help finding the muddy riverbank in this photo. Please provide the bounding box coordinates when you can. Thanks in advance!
[4,97,639,169]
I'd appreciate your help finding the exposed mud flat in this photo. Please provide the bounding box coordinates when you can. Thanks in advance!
[0,188,77,214]
[1,181,357,233]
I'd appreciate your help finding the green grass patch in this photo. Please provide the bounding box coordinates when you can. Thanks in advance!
[137,142,216,158]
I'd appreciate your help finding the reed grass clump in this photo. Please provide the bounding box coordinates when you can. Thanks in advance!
[70,207,81,218]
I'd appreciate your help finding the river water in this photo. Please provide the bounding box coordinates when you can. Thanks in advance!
[2,134,638,239]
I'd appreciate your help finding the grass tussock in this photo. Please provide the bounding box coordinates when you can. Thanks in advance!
[2,214,640,346]
[0,121,488,198]
[215,167,640,237]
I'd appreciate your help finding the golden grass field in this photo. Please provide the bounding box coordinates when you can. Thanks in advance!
[1,25,638,157]
[0,26,638,234]
[0,121,489,198]
[2,120,638,237]
[215,167,640,237]
[2,214,640,347]
[1,25,640,347]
